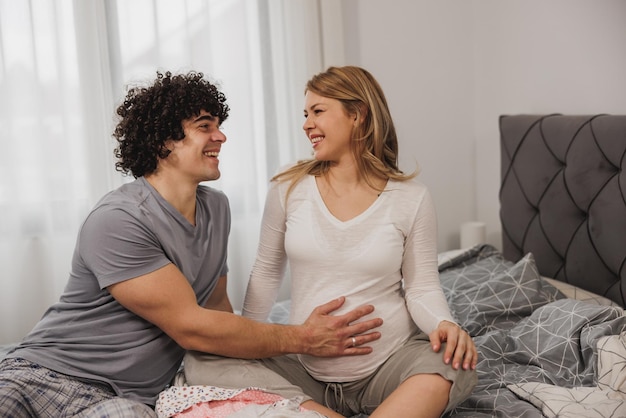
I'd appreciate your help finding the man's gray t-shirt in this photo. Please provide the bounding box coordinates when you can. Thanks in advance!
[7,177,230,406]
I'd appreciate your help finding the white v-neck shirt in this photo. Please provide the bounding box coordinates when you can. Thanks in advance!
[243,175,455,382]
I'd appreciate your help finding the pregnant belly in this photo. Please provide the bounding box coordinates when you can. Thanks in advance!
[297,305,416,382]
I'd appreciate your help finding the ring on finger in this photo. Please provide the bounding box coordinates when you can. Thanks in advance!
[351,337,357,347]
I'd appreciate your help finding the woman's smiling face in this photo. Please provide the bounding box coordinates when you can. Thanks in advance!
[302,91,356,164]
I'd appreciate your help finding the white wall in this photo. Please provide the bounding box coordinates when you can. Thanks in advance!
[340,0,626,251]
[473,0,626,248]
[341,0,475,251]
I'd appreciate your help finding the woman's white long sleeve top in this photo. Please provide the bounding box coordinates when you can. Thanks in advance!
[243,175,455,382]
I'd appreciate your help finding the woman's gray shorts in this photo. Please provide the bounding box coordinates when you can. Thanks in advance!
[184,331,477,416]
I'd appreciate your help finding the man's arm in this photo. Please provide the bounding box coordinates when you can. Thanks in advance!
[108,263,382,359]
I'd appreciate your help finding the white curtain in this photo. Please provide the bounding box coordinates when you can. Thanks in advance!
[0,0,343,345]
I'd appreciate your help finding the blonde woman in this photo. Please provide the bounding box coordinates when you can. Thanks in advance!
[240,66,478,417]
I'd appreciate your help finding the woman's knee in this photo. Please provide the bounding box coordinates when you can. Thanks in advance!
[407,373,452,400]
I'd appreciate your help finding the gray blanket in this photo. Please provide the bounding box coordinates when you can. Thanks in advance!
[5,245,625,417]
[440,245,626,417]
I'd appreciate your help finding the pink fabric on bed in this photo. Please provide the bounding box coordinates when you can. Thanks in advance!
[173,389,284,417]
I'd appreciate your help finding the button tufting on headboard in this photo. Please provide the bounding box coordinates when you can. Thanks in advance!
[499,114,626,308]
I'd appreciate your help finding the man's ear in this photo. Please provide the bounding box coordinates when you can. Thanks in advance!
[164,137,181,151]
[158,140,176,159]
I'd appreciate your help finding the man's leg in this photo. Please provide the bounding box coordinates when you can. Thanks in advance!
[0,357,133,418]
[74,398,157,418]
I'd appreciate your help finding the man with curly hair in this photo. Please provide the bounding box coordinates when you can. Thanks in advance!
[0,71,382,418]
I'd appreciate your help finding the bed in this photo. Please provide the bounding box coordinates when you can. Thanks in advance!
[3,114,626,417]
[439,113,626,417]
[159,114,626,417]
[152,114,626,417]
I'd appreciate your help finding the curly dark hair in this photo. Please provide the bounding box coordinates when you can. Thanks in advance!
[113,71,230,178]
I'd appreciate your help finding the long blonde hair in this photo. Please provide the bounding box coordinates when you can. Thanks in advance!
[273,66,416,196]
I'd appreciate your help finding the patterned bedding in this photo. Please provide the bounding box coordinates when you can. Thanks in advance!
[155,244,626,417]
[439,245,626,417]
[4,244,625,417]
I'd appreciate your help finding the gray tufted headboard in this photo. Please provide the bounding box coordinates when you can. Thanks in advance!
[499,114,626,308]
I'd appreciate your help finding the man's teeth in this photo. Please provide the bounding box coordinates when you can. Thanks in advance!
[311,136,324,143]
[203,151,219,157]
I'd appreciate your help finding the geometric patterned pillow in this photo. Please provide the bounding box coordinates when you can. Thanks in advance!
[440,252,563,336]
